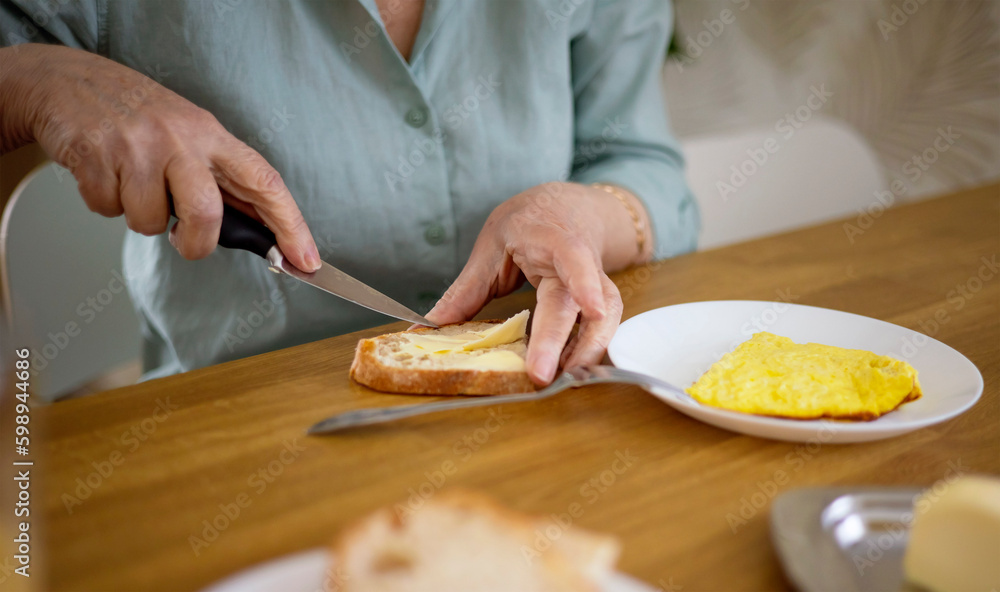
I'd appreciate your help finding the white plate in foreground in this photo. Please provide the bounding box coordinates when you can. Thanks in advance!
[202,548,656,592]
[607,301,983,443]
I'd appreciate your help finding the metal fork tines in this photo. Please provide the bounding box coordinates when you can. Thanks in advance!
[307,365,687,435]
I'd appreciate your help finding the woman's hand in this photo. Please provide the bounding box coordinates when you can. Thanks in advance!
[0,44,320,271]
[425,182,651,385]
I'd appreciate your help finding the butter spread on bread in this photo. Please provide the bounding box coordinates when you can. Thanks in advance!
[350,311,536,395]
[399,310,529,370]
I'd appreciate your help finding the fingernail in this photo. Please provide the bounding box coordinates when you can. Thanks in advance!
[305,247,322,272]
[534,354,557,384]
[582,296,605,319]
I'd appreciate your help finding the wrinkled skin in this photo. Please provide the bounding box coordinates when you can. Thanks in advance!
[3,43,320,270]
[426,182,643,385]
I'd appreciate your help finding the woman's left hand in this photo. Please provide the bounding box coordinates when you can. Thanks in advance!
[425,182,647,385]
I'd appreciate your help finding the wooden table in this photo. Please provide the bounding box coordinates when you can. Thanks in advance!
[27,183,1000,591]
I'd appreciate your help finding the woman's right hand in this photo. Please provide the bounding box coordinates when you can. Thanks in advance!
[0,43,320,271]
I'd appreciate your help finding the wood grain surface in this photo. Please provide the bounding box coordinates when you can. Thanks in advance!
[28,183,1000,591]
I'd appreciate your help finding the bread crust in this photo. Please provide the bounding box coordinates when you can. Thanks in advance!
[349,321,538,396]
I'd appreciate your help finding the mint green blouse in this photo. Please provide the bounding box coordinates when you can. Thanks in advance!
[2,0,698,379]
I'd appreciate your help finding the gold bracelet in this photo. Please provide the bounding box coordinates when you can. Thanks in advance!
[591,183,647,260]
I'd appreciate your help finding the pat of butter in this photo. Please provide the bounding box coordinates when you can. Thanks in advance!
[461,310,529,351]
[403,310,529,354]
[451,350,526,371]
[402,334,472,354]
[904,475,1000,592]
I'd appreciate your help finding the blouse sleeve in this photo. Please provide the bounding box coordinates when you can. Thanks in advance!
[568,0,700,257]
[1,0,102,52]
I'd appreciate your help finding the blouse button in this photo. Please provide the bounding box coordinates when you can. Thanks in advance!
[405,106,428,128]
[424,223,446,245]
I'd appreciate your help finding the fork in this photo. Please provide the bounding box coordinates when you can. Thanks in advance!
[306,365,689,435]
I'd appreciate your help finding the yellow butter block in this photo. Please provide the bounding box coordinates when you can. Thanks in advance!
[905,475,1000,592]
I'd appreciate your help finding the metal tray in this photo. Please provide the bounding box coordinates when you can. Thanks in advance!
[770,487,925,592]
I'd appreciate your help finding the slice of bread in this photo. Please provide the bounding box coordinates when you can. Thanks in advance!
[350,311,537,396]
[329,490,620,592]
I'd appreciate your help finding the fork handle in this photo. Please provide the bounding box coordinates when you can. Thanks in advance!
[307,390,551,434]
[581,365,688,396]
[305,366,689,435]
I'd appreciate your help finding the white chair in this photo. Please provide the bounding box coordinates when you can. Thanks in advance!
[1,162,140,402]
[681,115,886,250]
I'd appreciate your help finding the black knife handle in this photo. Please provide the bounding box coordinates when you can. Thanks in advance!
[168,198,277,260]
[216,204,277,260]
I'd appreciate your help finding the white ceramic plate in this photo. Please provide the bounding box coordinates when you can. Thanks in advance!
[607,301,983,443]
[201,548,657,592]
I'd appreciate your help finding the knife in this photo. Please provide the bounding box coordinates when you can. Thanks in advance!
[171,201,438,328]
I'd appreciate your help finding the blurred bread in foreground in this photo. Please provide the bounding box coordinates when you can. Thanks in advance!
[329,490,620,591]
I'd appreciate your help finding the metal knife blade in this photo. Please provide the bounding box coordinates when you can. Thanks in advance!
[265,246,438,328]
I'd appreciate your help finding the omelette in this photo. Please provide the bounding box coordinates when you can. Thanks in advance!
[686,332,922,420]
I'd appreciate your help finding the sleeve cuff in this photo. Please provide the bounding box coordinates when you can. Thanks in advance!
[572,158,700,258]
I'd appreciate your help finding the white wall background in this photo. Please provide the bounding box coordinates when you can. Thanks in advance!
[663,0,1000,202]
